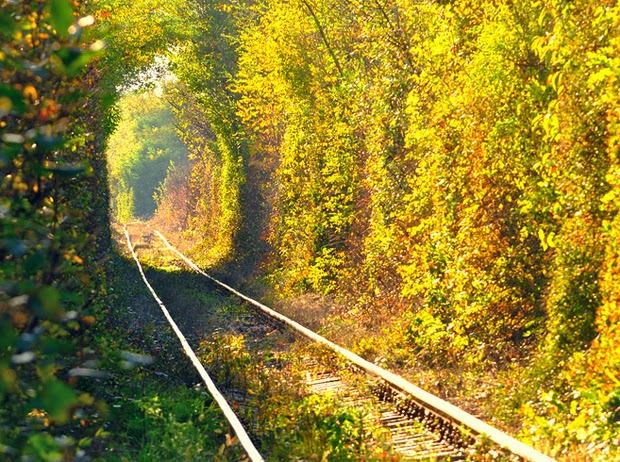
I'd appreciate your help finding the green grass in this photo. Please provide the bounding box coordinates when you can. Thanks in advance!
[93,249,243,460]
[103,379,244,461]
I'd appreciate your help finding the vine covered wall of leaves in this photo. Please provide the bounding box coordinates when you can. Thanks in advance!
[231,0,620,456]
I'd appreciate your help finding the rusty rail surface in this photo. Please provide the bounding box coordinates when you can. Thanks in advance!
[124,226,265,462]
[155,229,556,462]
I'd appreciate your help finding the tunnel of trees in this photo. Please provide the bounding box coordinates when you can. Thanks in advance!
[1,0,620,459]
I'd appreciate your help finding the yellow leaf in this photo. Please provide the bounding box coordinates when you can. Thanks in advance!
[538,229,548,251]
[546,232,556,248]
[0,96,12,116]
[23,85,37,102]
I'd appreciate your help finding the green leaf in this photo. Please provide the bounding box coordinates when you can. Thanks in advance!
[41,337,75,356]
[36,135,64,150]
[0,320,17,350]
[0,12,16,38]
[39,379,78,423]
[53,47,103,77]
[23,250,47,275]
[78,437,93,448]
[28,286,63,319]
[49,0,74,38]
[43,161,86,178]
[0,84,27,115]
[26,433,63,461]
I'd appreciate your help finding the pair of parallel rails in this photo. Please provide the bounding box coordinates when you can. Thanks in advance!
[124,225,555,462]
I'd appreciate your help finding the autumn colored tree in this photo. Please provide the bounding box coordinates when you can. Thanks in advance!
[232,0,620,457]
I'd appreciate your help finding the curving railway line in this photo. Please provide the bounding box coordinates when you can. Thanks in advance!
[124,224,556,462]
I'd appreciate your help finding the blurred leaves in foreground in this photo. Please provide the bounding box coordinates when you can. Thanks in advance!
[0,0,111,458]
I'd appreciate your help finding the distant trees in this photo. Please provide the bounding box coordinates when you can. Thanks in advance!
[106,91,188,221]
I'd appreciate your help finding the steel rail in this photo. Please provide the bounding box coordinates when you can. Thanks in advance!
[155,230,556,462]
[124,226,265,462]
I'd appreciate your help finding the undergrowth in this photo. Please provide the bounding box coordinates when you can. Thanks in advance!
[198,333,399,461]
[93,250,244,460]
[103,379,243,461]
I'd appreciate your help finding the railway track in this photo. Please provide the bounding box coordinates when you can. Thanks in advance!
[124,224,556,462]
